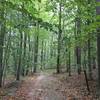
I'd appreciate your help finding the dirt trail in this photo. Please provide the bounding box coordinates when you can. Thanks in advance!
[15,73,67,100]
[1,72,98,100]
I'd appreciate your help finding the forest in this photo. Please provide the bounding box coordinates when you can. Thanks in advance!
[0,0,100,100]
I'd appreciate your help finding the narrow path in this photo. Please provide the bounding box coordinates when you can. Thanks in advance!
[2,72,98,100]
[15,73,67,100]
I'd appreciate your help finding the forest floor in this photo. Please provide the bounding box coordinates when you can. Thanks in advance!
[0,70,100,100]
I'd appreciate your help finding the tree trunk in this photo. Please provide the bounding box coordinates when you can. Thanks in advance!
[16,32,23,81]
[0,1,5,87]
[43,41,46,69]
[97,29,100,87]
[76,47,81,74]
[26,34,31,75]
[96,0,100,88]
[57,1,62,73]
[68,49,71,76]
[22,33,27,76]
[87,0,92,80]
[33,22,39,73]
[41,40,44,70]
[88,39,92,80]
[2,29,11,86]
[75,17,81,75]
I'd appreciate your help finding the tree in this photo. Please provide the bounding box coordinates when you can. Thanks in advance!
[96,0,100,88]
[87,0,92,80]
[57,1,62,73]
[0,0,6,87]
[16,31,23,81]
[75,17,82,74]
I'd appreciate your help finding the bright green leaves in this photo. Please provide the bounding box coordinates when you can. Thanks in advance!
[2,0,98,48]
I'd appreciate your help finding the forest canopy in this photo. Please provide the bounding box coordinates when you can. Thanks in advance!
[0,0,100,99]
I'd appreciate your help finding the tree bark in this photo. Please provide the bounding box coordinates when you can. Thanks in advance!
[41,40,44,70]
[75,17,81,75]
[33,22,39,73]
[22,33,27,76]
[16,32,23,81]
[68,49,71,76]
[0,1,6,87]
[88,38,92,79]
[57,1,62,73]
[96,0,100,88]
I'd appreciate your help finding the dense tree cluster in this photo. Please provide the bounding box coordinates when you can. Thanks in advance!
[0,0,100,91]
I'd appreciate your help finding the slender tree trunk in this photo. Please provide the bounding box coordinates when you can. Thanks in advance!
[13,43,19,77]
[83,45,90,93]
[16,32,23,81]
[57,1,62,73]
[68,49,71,76]
[88,38,92,79]
[96,0,100,88]
[76,47,81,74]
[0,1,5,87]
[43,41,46,69]
[41,40,44,70]
[33,1,40,73]
[50,36,53,58]
[83,49,86,70]
[22,33,27,76]
[2,29,11,86]
[97,29,100,87]
[75,17,81,74]
[33,22,39,73]
[66,48,68,72]
[87,0,92,80]
[26,34,31,75]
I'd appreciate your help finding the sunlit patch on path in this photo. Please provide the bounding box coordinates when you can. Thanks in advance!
[26,74,66,100]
